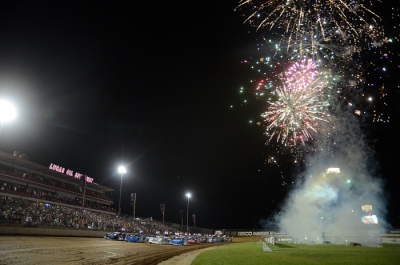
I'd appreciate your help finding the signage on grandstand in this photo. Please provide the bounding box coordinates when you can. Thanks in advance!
[49,163,93,183]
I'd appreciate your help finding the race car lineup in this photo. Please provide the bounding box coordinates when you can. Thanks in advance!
[104,232,233,245]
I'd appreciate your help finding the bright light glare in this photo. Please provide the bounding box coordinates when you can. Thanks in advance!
[0,100,17,122]
[118,165,127,174]
[186,193,191,198]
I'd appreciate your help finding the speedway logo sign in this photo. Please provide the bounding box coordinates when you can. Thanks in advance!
[49,163,94,183]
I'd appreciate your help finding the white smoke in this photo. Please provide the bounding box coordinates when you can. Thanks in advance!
[273,113,389,245]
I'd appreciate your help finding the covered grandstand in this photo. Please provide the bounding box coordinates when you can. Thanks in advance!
[0,150,115,214]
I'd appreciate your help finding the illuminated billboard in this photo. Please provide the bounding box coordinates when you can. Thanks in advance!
[362,205,373,212]
[361,215,378,224]
[360,205,378,224]
[326,168,340,174]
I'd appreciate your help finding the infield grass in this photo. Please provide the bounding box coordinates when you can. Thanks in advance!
[192,242,400,265]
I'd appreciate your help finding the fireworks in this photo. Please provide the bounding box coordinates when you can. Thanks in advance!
[234,1,399,236]
[234,0,398,167]
[236,0,386,56]
[263,59,330,145]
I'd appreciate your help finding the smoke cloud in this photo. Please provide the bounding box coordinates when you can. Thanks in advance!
[273,112,388,245]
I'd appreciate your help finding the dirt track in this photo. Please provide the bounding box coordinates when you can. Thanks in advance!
[0,236,259,265]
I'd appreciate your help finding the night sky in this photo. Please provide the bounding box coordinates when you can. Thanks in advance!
[1,1,399,230]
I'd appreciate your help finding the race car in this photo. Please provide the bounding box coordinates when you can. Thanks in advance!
[187,236,199,244]
[148,235,170,244]
[125,234,146,243]
[104,231,126,240]
[170,236,188,246]
[220,236,232,242]
[212,236,222,243]
[204,235,221,243]
[198,236,208,243]
[144,234,155,242]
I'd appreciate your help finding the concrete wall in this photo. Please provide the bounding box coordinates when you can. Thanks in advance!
[0,226,108,237]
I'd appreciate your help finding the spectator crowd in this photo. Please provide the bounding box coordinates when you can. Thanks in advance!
[0,196,180,235]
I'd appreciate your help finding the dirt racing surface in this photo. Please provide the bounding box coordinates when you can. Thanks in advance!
[0,236,258,265]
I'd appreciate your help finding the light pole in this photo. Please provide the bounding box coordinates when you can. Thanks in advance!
[186,193,191,233]
[0,99,17,139]
[160,203,165,225]
[192,214,196,233]
[118,165,126,216]
[131,193,136,219]
[180,210,183,232]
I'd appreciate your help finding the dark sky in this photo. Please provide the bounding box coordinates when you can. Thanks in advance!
[0,1,399,230]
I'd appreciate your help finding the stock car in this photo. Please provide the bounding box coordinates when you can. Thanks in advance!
[205,236,214,243]
[125,234,146,243]
[212,236,222,243]
[144,234,155,242]
[198,236,208,243]
[148,235,170,244]
[221,236,232,242]
[203,235,222,243]
[104,231,126,240]
[187,236,199,244]
[169,236,188,246]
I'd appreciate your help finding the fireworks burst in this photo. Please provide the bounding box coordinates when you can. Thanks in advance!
[263,59,330,145]
[233,1,398,168]
[236,0,386,56]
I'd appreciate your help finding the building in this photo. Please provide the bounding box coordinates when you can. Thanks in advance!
[0,150,114,214]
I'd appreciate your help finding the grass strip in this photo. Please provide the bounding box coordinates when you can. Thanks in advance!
[192,242,400,265]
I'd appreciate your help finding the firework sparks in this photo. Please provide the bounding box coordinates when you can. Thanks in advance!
[233,1,398,167]
[263,59,330,145]
[236,0,386,55]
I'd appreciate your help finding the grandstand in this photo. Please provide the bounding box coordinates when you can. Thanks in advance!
[0,150,115,214]
[0,149,215,236]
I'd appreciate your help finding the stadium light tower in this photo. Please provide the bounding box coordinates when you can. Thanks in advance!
[186,192,191,232]
[0,99,17,139]
[118,165,127,216]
